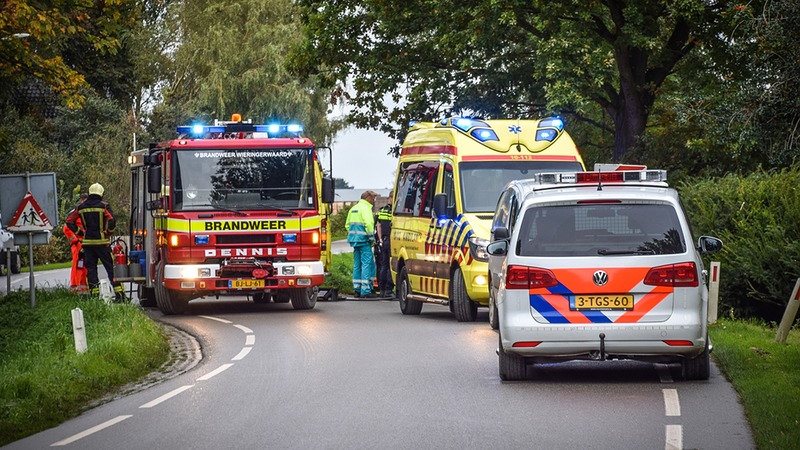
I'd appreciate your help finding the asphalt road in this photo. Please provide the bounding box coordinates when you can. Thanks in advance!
[3,299,754,450]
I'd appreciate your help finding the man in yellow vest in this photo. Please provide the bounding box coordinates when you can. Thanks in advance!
[345,190,377,298]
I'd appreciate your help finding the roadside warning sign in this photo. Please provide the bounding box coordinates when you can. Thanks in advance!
[6,192,53,232]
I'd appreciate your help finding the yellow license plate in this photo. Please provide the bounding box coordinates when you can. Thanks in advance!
[229,279,265,289]
[571,295,634,310]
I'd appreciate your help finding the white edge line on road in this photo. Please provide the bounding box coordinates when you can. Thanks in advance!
[245,334,255,346]
[663,388,681,417]
[232,346,252,361]
[198,315,232,324]
[196,363,234,381]
[50,415,132,447]
[139,384,195,409]
[234,324,253,334]
[665,424,683,450]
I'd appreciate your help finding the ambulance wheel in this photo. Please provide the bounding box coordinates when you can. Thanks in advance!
[154,263,187,315]
[681,341,710,381]
[9,251,21,274]
[397,266,422,315]
[499,334,527,381]
[489,288,499,330]
[290,286,317,310]
[138,286,157,307]
[452,267,478,322]
[253,292,270,304]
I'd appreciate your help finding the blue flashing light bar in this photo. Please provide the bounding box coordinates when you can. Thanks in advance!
[471,128,499,142]
[177,123,303,138]
[539,117,564,131]
[536,129,558,142]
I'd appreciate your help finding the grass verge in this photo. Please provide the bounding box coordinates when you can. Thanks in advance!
[0,289,169,446]
[709,318,800,449]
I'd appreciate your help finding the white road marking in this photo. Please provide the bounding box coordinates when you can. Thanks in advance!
[245,334,255,346]
[232,346,252,361]
[663,389,681,417]
[139,384,195,409]
[234,324,253,334]
[196,363,234,381]
[50,415,132,446]
[198,315,232,324]
[665,424,683,450]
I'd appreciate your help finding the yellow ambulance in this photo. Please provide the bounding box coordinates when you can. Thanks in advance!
[390,117,585,321]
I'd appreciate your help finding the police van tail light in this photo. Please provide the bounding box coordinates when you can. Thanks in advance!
[644,262,698,287]
[506,266,558,289]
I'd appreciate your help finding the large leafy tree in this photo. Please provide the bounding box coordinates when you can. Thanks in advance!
[0,0,138,108]
[151,0,340,144]
[296,0,736,161]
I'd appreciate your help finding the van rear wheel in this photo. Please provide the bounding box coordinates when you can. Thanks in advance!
[452,267,478,322]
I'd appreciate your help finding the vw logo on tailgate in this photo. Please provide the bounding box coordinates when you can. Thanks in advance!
[593,270,609,287]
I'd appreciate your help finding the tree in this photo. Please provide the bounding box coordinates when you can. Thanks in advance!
[334,178,352,189]
[0,0,138,108]
[152,0,341,144]
[296,0,735,161]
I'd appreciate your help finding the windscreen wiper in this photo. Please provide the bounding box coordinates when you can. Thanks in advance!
[596,248,656,255]
[203,204,247,216]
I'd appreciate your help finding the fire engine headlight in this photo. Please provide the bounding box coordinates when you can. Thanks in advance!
[282,266,295,275]
[198,268,212,277]
[468,236,490,262]
[297,264,313,276]
[180,267,198,279]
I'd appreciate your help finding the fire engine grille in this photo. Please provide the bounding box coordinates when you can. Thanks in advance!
[216,234,276,245]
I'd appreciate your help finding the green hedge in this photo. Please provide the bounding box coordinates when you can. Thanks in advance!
[679,165,800,320]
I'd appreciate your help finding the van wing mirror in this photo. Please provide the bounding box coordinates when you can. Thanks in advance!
[493,227,510,241]
[487,240,508,256]
[697,236,723,254]
[433,193,450,220]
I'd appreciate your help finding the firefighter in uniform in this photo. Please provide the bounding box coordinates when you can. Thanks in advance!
[345,190,378,298]
[63,193,88,293]
[375,190,394,298]
[66,183,125,301]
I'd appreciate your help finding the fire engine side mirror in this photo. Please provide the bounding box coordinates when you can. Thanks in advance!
[147,166,161,194]
[321,176,335,204]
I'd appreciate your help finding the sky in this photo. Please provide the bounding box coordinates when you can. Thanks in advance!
[329,126,398,190]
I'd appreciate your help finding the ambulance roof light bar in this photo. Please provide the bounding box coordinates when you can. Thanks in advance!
[533,169,668,185]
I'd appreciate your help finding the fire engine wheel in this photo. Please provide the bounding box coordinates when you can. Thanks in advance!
[289,286,318,310]
[154,263,187,315]
[452,267,478,322]
[397,266,422,315]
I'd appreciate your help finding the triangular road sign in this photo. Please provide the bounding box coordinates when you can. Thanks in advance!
[6,191,53,232]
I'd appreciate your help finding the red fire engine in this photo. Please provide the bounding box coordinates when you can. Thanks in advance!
[126,115,335,314]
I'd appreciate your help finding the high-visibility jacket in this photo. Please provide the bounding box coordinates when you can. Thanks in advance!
[66,194,116,246]
[345,198,375,247]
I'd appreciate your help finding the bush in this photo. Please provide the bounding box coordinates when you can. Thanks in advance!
[679,165,800,320]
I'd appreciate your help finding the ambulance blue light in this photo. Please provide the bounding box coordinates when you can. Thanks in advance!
[454,118,473,131]
[470,128,499,142]
[536,129,557,142]
[539,117,564,131]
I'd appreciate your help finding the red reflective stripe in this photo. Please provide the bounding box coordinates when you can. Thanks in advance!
[461,155,578,161]
[401,145,457,156]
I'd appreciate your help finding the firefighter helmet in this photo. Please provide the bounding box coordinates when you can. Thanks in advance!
[89,183,104,196]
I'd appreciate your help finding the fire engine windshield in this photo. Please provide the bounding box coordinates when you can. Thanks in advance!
[172,148,316,211]
[459,160,584,212]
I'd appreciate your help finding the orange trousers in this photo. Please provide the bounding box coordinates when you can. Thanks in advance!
[69,242,89,293]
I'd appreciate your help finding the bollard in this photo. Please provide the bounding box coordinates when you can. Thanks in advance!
[775,278,800,344]
[708,262,720,324]
[71,308,87,353]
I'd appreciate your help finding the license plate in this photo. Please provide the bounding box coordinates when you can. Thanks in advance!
[571,295,634,310]
[229,279,265,289]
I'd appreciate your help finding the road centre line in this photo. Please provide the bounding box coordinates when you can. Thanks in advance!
[663,389,681,416]
[199,315,232,324]
[139,384,195,409]
[232,347,252,361]
[234,324,253,333]
[50,415,132,447]
[245,334,255,346]
[665,424,683,450]
[197,363,234,381]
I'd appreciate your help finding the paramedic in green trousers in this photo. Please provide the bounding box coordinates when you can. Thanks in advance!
[346,190,378,298]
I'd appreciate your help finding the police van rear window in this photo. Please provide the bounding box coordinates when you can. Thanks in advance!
[517,203,686,257]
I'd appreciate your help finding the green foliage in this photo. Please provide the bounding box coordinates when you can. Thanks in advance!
[0,289,169,445]
[324,252,355,295]
[710,318,800,450]
[329,204,353,241]
[679,166,800,318]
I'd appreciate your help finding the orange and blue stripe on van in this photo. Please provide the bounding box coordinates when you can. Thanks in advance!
[528,267,674,324]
